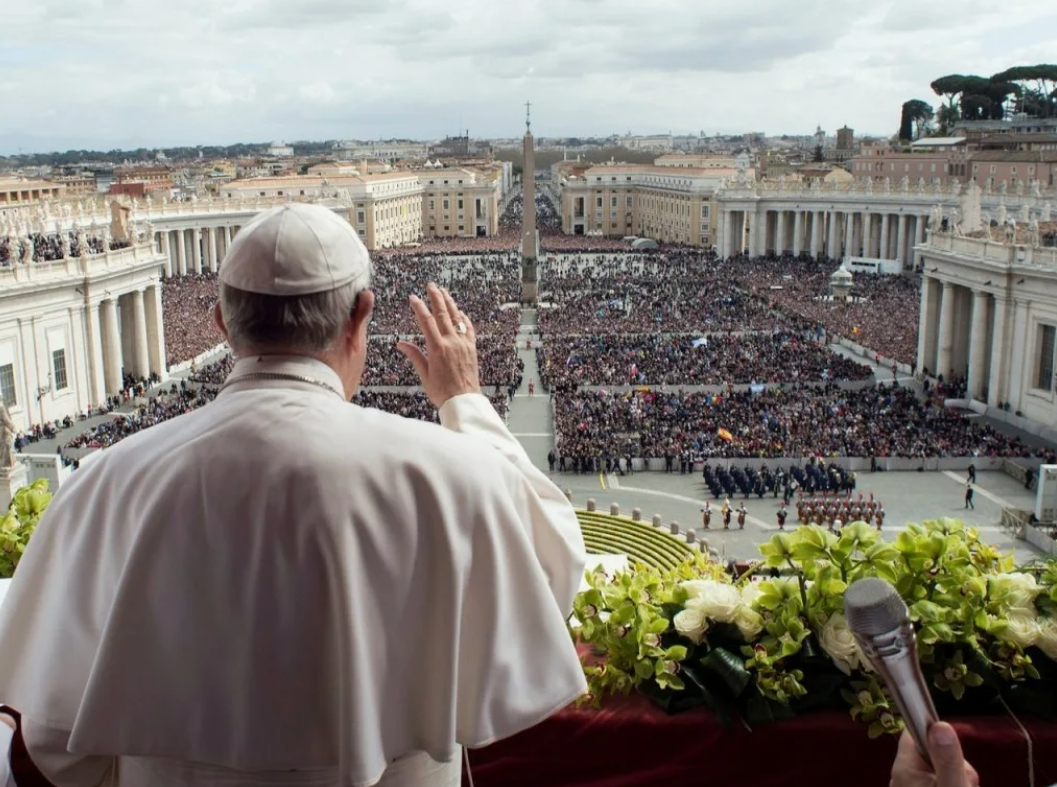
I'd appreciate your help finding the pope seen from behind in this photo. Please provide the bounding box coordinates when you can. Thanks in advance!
[0,203,588,787]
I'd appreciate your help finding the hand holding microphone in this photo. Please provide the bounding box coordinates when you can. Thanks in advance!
[843,578,979,787]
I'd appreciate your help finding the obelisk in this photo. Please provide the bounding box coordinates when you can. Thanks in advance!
[520,101,538,302]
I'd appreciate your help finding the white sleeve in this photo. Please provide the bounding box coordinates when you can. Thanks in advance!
[0,721,14,787]
[438,393,585,616]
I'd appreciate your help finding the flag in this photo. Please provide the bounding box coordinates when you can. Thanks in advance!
[853,326,860,335]
[718,428,734,442]
[692,337,708,348]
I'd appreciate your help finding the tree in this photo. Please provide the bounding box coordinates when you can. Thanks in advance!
[930,74,990,120]
[936,105,960,135]
[812,144,824,163]
[899,99,935,141]
[992,64,1057,117]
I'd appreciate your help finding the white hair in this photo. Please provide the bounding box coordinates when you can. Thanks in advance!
[219,282,361,352]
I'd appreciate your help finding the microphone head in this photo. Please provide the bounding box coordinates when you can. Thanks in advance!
[844,577,908,637]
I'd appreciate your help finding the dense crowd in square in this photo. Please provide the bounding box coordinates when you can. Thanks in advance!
[552,384,1037,463]
[733,255,921,366]
[538,331,872,388]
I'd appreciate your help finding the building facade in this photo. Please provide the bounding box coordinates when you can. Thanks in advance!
[916,229,1057,426]
[0,179,66,206]
[559,164,736,246]
[0,243,168,431]
[418,168,499,239]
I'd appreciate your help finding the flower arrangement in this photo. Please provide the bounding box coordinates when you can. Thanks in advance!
[0,479,52,579]
[572,519,1057,735]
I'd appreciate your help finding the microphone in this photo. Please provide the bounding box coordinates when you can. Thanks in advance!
[843,577,939,764]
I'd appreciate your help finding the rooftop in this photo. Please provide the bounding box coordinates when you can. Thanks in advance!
[910,137,967,148]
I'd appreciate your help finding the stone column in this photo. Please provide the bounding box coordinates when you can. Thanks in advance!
[101,298,123,395]
[793,211,804,257]
[747,210,759,257]
[192,228,202,274]
[130,290,150,380]
[915,215,926,246]
[967,290,990,401]
[937,281,955,380]
[775,210,786,255]
[809,211,820,258]
[827,211,838,259]
[880,214,890,259]
[86,301,106,406]
[145,284,168,380]
[843,213,853,259]
[207,227,218,273]
[719,211,731,258]
[988,297,1010,407]
[176,229,187,277]
[896,215,907,267]
[159,232,172,277]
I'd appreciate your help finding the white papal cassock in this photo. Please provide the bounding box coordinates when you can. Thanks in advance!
[0,354,587,787]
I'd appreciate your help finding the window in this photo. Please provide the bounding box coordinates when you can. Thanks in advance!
[457,199,464,209]
[357,211,365,224]
[429,200,434,210]
[443,199,449,210]
[701,205,710,219]
[1037,325,1056,390]
[458,224,464,231]
[701,223,710,233]
[52,349,68,391]
[610,210,617,219]
[0,363,15,406]
[930,164,936,173]
[626,196,633,207]
[443,225,449,231]
[596,197,603,208]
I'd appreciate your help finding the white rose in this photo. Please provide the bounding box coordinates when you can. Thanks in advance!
[1000,615,1041,650]
[684,580,743,624]
[991,573,1040,617]
[1036,617,1057,660]
[741,582,764,609]
[673,607,708,644]
[819,613,866,676]
[734,605,764,640]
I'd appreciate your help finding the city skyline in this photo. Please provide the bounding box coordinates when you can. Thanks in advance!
[2,0,1056,155]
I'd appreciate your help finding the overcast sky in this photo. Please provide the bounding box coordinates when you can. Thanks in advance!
[3,0,1056,154]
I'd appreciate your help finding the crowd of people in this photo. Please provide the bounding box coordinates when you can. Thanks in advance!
[162,273,225,365]
[368,252,522,336]
[64,385,217,452]
[734,256,921,366]
[537,252,797,335]
[538,331,872,388]
[553,383,1039,463]
[363,336,523,388]
[352,390,509,422]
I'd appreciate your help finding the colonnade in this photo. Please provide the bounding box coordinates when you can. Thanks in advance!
[155,225,240,278]
[916,277,1006,405]
[85,285,167,400]
[719,207,930,264]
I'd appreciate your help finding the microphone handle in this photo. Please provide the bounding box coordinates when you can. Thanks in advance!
[867,626,939,765]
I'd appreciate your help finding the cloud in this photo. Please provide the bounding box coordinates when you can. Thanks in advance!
[299,81,337,103]
[0,0,1055,153]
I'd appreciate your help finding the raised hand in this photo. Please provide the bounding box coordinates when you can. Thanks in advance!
[396,283,482,409]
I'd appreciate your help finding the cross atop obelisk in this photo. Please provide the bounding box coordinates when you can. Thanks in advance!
[525,101,531,132]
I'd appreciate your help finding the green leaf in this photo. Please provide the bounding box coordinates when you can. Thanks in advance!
[743,694,797,726]
[647,618,669,634]
[634,660,654,680]
[701,648,752,698]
